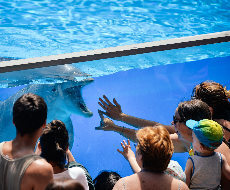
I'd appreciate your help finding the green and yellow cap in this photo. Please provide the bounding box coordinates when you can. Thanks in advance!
[186,119,223,149]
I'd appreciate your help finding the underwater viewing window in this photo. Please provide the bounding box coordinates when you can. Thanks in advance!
[0,38,230,178]
[1,0,230,182]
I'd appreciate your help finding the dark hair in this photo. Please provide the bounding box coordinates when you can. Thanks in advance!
[93,171,121,190]
[193,81,230,121]
[45,178,84,190]
[13,93,47,136]
[177,99,211,122]
[40,120,69,169]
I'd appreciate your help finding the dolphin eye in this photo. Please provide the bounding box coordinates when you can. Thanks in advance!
[52,88,56,92]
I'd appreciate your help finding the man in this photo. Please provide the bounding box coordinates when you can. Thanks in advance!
[0,93,53,190]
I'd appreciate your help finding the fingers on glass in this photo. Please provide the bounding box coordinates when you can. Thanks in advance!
[98,110,104,120]
[123,140,128,146]
[121,142,125,149]
[98,102,108,110]
[113,98,119,106]
[103,95,112,106]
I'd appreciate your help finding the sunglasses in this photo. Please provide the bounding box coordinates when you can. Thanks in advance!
[173,115,184,124]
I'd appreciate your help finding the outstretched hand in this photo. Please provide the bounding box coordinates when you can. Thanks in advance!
[98,95,123,120]
[95,110,116,131]
[117,139,135,161]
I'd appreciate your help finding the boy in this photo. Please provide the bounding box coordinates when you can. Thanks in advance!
[0,93,53,190]
[185,119,230,189]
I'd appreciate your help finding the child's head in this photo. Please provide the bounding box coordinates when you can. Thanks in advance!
[93,170,121,190]
[186,119,223,151]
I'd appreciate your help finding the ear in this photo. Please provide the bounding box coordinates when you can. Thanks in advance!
[139,154,143,168]
[42,120,47,129]
[188,128,193,135]
[200,143,204,151]
[37,141,41,151]
[139,153,143,162]
[35,141,42,155]
[209,107,213,115]
[66,145,69,152]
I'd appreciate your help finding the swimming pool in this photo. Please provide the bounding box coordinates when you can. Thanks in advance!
[1,0,230,180]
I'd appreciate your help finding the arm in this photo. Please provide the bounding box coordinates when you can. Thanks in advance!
[184,158,193,187]
[66,149,76,162]
[99,95,176,133]
[222,154,230,180]
[117,139,141,173]
[96,110,138,142]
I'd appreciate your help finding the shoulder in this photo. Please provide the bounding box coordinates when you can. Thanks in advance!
[21,158,53,190]
[25,158,53,178]
[172,178,189,190]
[215,143,230,163]
[179,180,189,190]
[113,178,125,190]
[69,166,86,176]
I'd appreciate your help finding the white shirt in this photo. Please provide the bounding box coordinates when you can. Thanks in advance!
[53,167,89,190]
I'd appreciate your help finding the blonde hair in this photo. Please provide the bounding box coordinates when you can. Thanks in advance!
[136,125,174,172]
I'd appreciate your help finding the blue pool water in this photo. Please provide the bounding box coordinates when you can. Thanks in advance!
[0,0,230,180]
[1,0,230,59]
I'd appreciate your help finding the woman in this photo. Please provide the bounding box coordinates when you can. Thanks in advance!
[98,81,230,189]
[113,126,188,190]
[192,81,230,145]
[97,99,211,152]
[37,120,94,190]
[192,81,230,189]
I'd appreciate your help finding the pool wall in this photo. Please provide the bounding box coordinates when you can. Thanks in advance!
[0,54,229,180]
[70,55,230,179]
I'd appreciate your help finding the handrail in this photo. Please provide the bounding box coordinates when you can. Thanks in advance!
[0,30,230,73]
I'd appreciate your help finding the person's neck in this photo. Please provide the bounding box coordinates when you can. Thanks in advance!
[3,133,39,159]
[12,133,38,153]
[197,149,215,156]
[140,167,164,173]
[51,163,66,174]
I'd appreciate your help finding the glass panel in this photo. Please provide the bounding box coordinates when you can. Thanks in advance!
[0,48,229,179]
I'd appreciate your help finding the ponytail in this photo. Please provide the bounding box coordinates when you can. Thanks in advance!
[40,120,69,169]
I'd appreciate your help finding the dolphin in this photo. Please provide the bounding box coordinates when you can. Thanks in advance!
[0,60,91,88]
[0,78,94,148]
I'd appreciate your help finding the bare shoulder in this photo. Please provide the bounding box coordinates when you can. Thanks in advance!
[113,178,124,190]
[28,158,53,173]
[216,143,230,164]
[172,178,189,190]
[180,181,189,190]
[21,158,53,190]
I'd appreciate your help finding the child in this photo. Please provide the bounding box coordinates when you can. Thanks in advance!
[185,119,230,189]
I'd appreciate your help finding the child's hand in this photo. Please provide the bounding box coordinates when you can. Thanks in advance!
[117,139,135,161]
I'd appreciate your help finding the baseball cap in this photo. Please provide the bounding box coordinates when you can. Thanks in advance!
[186,119,223,149]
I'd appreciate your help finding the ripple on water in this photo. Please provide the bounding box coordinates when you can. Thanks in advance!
[0,0,230,59]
